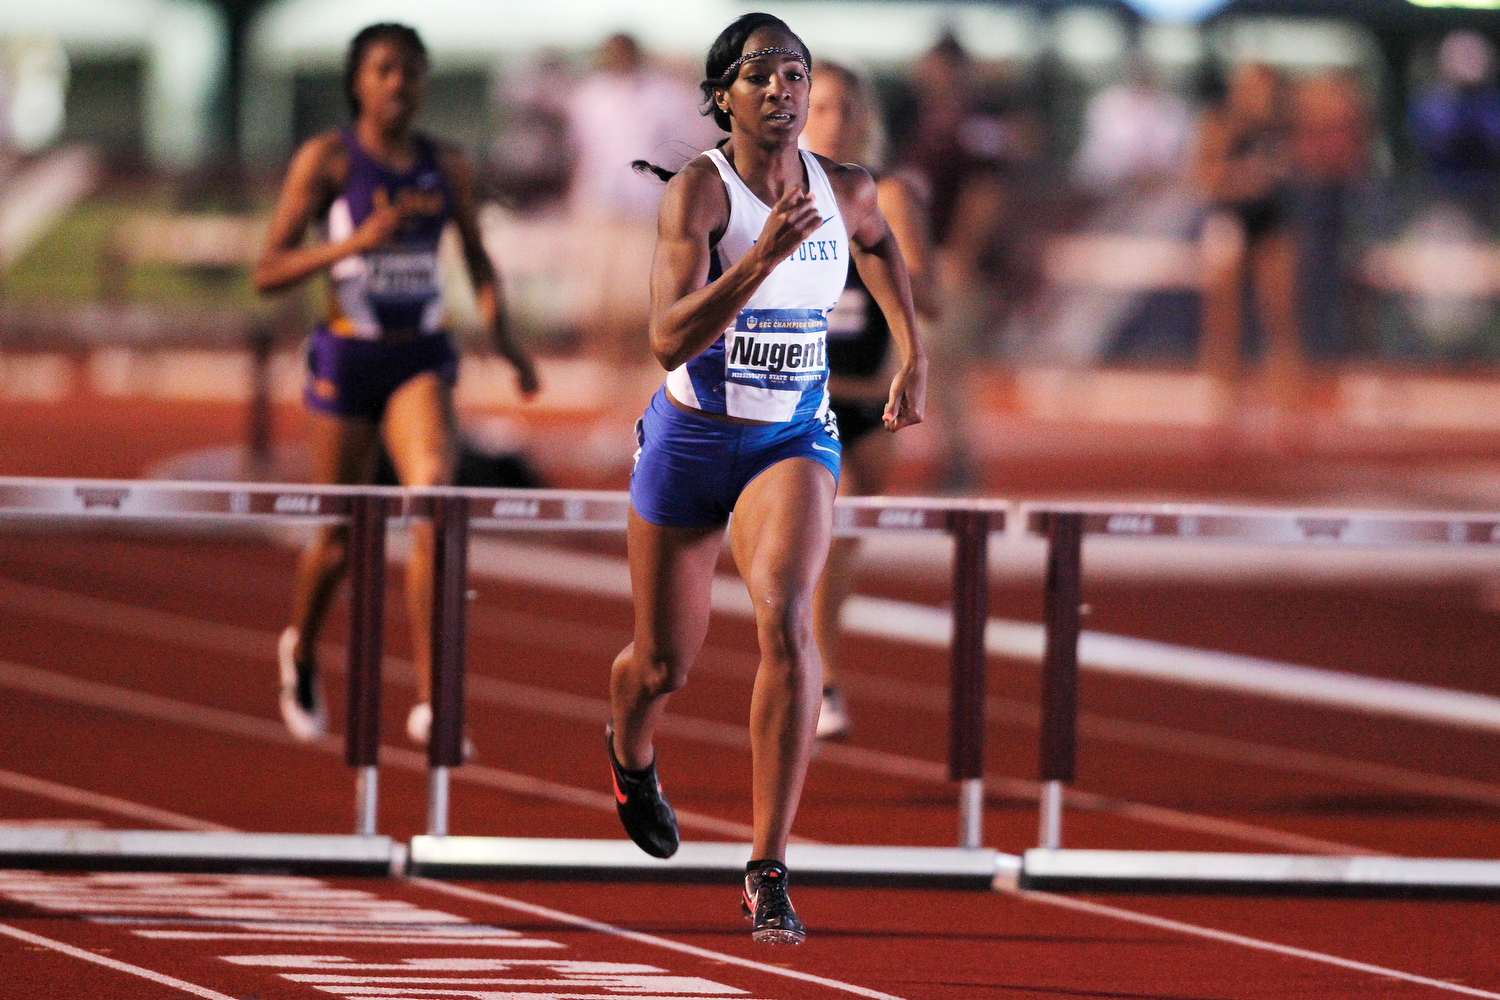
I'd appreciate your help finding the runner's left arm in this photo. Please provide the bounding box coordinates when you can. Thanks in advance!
[839,163,927,431]
[439,144,540,397]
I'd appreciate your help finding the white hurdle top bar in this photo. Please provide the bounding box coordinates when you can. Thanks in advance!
[1023,501,1500,548]
[0,477,1008,536]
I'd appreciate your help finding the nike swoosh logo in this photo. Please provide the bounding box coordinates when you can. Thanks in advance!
[612,773,629,805]
[810,442,838,455]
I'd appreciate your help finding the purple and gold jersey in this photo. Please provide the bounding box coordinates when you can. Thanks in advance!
[323,129,450,339]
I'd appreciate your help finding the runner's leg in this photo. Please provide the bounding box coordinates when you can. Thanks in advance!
[288,409,379,660]
[383,370,457,706]
[610,511,724,770]
[730,457,836,861]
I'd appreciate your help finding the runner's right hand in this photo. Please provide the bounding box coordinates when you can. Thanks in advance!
[753,188,822,268]
[353,187,423,251]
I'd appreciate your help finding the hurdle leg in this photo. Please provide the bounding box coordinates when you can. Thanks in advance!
[427,494,470,837]
[346,494,389,837]
[1038,512,1083,849]
[245,322,273,477]
[948,510,990,849]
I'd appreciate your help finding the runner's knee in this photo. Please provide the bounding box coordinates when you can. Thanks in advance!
[627,645,694,696]
[750,586,816,671]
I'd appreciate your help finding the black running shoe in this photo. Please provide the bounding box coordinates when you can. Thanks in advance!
[742,861,806,945]
[606,725,679,858]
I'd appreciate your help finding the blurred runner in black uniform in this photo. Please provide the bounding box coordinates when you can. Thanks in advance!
[801,61,939,738]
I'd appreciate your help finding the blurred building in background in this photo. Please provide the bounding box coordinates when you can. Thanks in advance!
[1,0,223,169]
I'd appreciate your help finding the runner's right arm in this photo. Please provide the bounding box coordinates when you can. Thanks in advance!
[648,157,822,370]
[254,135,420,295]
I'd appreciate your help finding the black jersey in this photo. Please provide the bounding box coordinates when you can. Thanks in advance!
[825,263,890,380]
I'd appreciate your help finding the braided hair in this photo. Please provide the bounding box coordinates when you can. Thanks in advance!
[344,23,428,118]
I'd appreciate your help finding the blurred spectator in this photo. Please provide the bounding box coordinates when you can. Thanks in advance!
[1290,71,1378,359]
[1073,57,1193,196]
[1409,30,1500,225]
[1403,32,1500,354]
[1192,62,1303,415]
[1036,56,1199,364]
[489,51,573,209]
[0,51,14,183]
[547,34,716,361]
[898,33,1018,256]
[564,32,712,220]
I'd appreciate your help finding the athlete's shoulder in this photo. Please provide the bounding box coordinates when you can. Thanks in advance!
[286,130,350,192]
[809,151,873,191]
[808,151,876,223]
[671,150,726,191]
[659,152,729,235]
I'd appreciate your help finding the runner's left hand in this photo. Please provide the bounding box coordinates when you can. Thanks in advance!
[883,357,927,432]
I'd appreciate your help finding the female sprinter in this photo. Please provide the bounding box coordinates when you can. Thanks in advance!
[800,61,939,740]
[608,13,926,944]
[254,23,539,747]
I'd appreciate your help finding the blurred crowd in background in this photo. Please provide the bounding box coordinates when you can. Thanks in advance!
[478,24,1500,374]
[2,5,1500,378]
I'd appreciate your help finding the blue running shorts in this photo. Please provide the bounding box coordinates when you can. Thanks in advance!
[630,387,841,528]
[304,326,459,421]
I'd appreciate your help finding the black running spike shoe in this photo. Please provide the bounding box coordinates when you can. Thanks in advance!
[606,725,679,858]
[742,860,806,945]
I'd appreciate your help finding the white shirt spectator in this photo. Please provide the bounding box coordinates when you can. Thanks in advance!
[1074,78,1194,193]
[565,35,714,220]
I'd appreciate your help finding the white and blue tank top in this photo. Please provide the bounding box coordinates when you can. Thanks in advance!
[323,129,451,339]
[665,147,849,423]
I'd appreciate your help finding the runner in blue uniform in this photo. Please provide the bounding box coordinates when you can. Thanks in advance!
[254,23,538,747]
[608,13,926,944]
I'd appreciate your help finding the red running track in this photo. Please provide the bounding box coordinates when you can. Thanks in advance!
[1,397,1499,998]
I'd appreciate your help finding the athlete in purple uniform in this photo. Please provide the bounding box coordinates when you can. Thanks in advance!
[608,13,926,944]
[254,23,538,747]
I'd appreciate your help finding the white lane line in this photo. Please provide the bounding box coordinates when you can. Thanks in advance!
[10,570,1500,810]
[0,580,1396,853]
[463,537,1500,734]
[0,768,235,833]
[469,603,1500,811]
[0,921,240,1000]
[0,658,762,842]
[1013,890,1500,999]
[414,879,908,1000]
[0,637,1361,855]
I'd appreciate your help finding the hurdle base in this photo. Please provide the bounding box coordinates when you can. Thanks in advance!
[1020,849,1500,898]
[0,830,400,876]
[410,837,1015,888]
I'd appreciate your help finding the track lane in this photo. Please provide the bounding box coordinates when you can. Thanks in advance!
[2,781,1497,1000]
[2,557,1469,855]
[4,528,1500,996]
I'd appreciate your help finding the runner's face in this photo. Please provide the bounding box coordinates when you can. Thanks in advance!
[802,73,860,163]
[355,39,427,131]
[717,30,809,142]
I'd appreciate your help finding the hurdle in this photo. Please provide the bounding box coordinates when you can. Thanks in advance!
[404,489,1013,887]
[1018,502,1500,897]
[0,477,405,875]
[0,476,1013,886]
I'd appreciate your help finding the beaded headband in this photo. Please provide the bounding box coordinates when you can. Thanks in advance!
[721,46,810,81]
